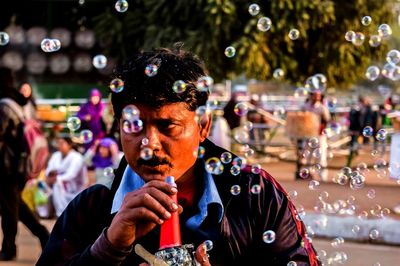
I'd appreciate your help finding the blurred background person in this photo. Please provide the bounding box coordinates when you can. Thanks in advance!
[18,82,37,120]
[77,88,106,150]
[45,137,88,217]
[0,67,49,261]
[83,137,122,189]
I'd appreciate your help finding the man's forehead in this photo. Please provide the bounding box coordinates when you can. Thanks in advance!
[128,102,193,118]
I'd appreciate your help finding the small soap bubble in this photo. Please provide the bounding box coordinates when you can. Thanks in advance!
[345,31,355,42]
[257,17,272,32]
[115,0,129,13]
[371,150,379,157]
[109,78,124,93]
[205,157,222,174]
[362,126,374,137]
[361,15,372,26]
[369,229,379,239]
[244,148,255,158]
[172,80,187,94]
[233,128,250,144]
[380,208,391,218]
[234,102,249,116]
[52,39,61,51]
[309,180,320,190]
[203,240,213,251]
[288,190,298,200]
[376,129,387,141]
[352,225,360,235]
[232,156,247,169]
[378,24,392,38]
[287,261,297,266]
[365,66,380,81]
[220,152,233,164]
[122,105,140,121]
[92,54,107,69]
[196,76,214,92]
[312,148,321,159]
[40,38,53,52]
[358,210,369,220]
[0,32,10,46]
[251,164,262,174]
[367,189,376,199]
[122,120,134,134]
[224,46,236,58]
[141,138,149,146]
[230,165,241,176]
[67,117,81,131]
[352,32,365,46]
[230,185,241,195]
[331,237,344,247]
[294,87,309,97]
[350,173,365,190]
[132,119,144,133]
[369,35,382,47]
[307,137,319,149]
[299,168,310,179]
[273,68,285,79]
[140,147,153,160]
[248,3,260,16]
[288,29,300,40]
[243,121,253,131]
[80,130,93,144]
[251,184,261,194]
[144,64,158,77]
[262,230,276,244]
[196,146,206,158]
[103,167,114,177]
[386,49,400,65]
[356,162,368,173]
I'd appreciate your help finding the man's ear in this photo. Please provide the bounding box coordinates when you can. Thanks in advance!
[199,112,212,142]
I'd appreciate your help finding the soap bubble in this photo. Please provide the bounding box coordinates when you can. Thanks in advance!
[232,156,247,169]
[376,129,387,141]
[172,80,187,94]
[244,148,255,158]
[288,190,298,200]
[80,130,93,144]
[41,38,61,52]
[220,152,233,164]
[144,64,158,77]
[248,3,260,16]
[299,168,310,179]
[352,225,360,235]
[234,102,249,116]
[230,185,241,195]
[345,31,355,42]
[378,24,392,38]
[140,147,153,160]
[196,76,214,92]
[0,32,10,46]
[233,128,250,144]
[67,117,81,131]
[115,0,128,13]
[386,49,400,65]
[103,167,114,177]
[262,230,276,244]
[369,229,379,239]
[356,162,368,173]
[362,126,374,137]
[352,32,365,46]
[367,189,376,199]
[243,121,253,131]
[369,35,382,47]
[203,240,213,251]
[141,138,149,146]
[365,66,380,81]
[288,29,300,40]
[230,165,241,176]
[361,15,372,26]
[294,87,309,97]
[251,164,262,174]
[251,184,261,194]
[122,119,143,134]
[350,173,365,190]
[109,78,124,93]
[309,180,320,190]
[205,157,222,174]
[273,68,285,79]
[307,137,319,149]
[257,17,272,32]
[331,237,344,247]
[92,55,107,69]
[224,46,236,58]
[122,105,140,121]
[196,146,205,158]
[287,261,297,266]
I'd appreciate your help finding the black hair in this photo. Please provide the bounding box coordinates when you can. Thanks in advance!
[110,44,209,118]
[0,67,15,88]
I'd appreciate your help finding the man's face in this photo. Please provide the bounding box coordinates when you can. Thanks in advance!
[120,103,211,182]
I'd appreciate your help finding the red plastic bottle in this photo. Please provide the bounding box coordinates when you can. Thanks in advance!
[159,176,182,249]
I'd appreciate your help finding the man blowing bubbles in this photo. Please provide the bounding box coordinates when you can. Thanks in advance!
[38,44,320,266]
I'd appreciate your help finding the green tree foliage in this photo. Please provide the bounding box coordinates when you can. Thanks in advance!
[93,0,396,88]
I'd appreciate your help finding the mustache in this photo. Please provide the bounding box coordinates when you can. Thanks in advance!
[137,156,173,168]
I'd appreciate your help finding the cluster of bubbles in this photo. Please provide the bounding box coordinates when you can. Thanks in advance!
[366,49,400,81]
[0,32,10,46]
[66,116,93,144]
[92,54,107,69]
[115,0,129,13]
[346,21,392,48]
[41,38,61,52]
[121,105,143,135]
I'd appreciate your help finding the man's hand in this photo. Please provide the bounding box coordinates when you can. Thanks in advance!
[107,180,179,249]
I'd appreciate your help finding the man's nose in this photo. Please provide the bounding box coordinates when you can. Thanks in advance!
[141,127,161,150]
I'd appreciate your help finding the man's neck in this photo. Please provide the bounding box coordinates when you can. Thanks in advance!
[176,163,202,209]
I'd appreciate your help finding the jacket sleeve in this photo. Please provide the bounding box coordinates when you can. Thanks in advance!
[36,185,120,266]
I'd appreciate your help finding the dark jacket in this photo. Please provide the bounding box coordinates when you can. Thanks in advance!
[37,139,320,266]
[0,87,28,185]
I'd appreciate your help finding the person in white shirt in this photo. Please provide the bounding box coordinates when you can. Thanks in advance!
[45,137,88,217]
